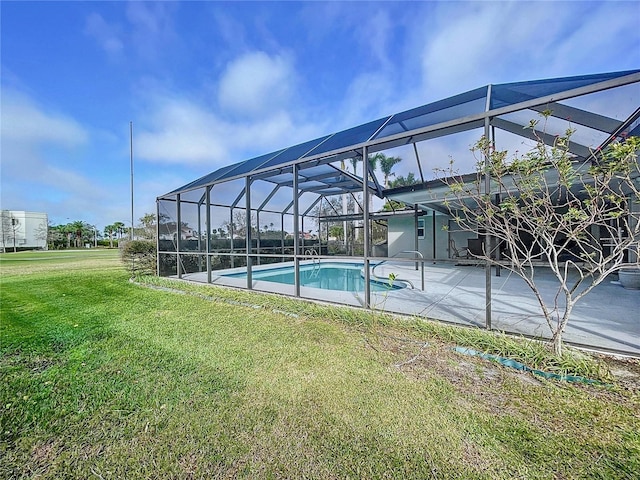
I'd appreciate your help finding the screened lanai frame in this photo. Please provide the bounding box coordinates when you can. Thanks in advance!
[157,69,640,323]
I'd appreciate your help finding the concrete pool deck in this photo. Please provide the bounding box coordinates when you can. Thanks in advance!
[180,260,640,356]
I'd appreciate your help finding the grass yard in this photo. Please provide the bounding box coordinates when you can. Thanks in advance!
[1,249,639,479]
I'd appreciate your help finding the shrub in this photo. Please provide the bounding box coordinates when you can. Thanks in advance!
[97,239,119,248]
[120,240,157,277]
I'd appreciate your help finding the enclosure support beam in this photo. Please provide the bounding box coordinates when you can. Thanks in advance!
[176,193,182,279]
[414,205,419,270]
[258,185,281,211]
[256,209,261,266]
[156,200,161,276]
[293,164,300,297]
[484,87,493,330]
[413,143,426,184]
[493,124,501,278]
[281,213,285,258]
[206,186,212,283]
[303,196,322,216]
[230,208,234,268]
[231,187,246,209]
[432,209,437,262]
[301,216,305,256]
[319,198,323,252]
[363,145,371,309]
[197,199,203,272]
[246,176,253,290]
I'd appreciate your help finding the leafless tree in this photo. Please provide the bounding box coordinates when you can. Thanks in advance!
[0,211,22,253]
[438,117,639,355]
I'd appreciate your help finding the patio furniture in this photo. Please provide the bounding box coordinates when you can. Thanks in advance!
[449,238,469,259]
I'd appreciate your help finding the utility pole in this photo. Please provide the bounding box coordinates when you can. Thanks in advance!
[130,121,134,241]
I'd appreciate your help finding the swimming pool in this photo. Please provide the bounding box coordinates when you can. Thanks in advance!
[223,262,405,292]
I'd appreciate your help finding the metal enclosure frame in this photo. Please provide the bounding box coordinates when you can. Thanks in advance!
[156,70,640,334]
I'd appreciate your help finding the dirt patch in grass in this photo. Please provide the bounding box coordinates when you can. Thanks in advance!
[366,330,638,403]
[371,332,536,383]
[28,439,60,476]
[367,333,535,416]
[1,351,57,375]
[461,438,494,472]
[362,328,640,476]
[178,453,199,478]
[603,356,640,391]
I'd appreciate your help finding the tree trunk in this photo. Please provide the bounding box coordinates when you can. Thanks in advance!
[552,330,563,357]
[551,306,573,356]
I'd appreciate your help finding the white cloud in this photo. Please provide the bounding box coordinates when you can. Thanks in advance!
[232,110,300,150]
[355,8,393,69]
[1,91,88,146]
[419,2,542,96]
[84,12,124,56]
[136,50,323,167]
[126,1,167,35]
[218,51,296,118]
[134,172,193,215]
[126,1,178,59]
[84,2,177,61]
[135,95,320,167]
[211,10,249,53]
[1,140,99,205]
[546,4,640,73]
[0,89,109,222]
[136,99,231,164]
[136,2,640,176]
[418,1,640,99]
[340,72,395,126]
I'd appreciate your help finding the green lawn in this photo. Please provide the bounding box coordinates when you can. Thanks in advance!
[1,250,638,479]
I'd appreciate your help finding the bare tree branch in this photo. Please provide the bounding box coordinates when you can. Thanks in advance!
[436,116,639,355]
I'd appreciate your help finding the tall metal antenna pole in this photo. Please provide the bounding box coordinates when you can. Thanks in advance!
[130,121,134,241]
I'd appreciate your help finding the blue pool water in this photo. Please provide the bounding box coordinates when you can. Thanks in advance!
[224,262,403,292]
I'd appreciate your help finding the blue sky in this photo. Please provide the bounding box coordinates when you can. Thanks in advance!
[2,1,639,231]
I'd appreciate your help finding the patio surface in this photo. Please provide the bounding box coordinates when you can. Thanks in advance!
[181,260,640,356]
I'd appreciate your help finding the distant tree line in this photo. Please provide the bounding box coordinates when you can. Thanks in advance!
[44,213,159,250]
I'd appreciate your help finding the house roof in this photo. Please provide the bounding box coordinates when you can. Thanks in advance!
[159,69,640,204]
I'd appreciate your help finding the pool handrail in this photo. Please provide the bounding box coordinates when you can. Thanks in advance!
[371,251,425,290]
[304,248,321,277]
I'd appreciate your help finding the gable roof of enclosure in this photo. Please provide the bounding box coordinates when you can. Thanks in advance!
[159,69,640,204]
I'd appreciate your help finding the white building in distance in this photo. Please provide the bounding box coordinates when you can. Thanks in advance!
[1,210,48,252]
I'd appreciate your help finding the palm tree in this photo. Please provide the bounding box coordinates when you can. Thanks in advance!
[139,213,157,240]
[61,223,73,248]
[367,153,385,178]
[349,156,360,176]
[113,221,126,240]
[104,224,116,248]
[68,220,86,248]
[347,153,382,242]
[365,153,388,215]
[379,155,402,188]
[389,172,417,187]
